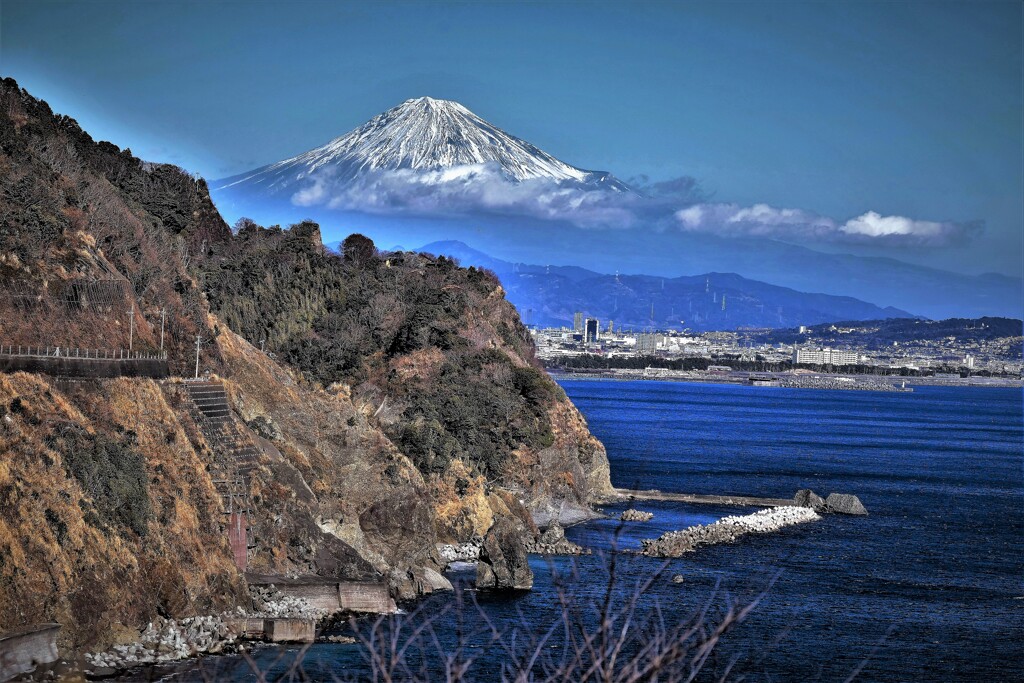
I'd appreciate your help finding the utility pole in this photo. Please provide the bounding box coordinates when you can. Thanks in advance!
[195,335,201,379]
[128,303,134,351]
[159,308,166,352]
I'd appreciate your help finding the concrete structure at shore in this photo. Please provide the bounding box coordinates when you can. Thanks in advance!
[0,623,60,681]
[246,574,397,614]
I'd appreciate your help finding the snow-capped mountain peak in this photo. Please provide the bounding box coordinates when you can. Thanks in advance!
[216,97,631,194]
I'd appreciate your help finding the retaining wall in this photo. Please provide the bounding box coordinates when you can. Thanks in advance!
[0,356,168,378]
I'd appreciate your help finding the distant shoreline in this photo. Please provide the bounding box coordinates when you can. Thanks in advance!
[548,368,1023,390]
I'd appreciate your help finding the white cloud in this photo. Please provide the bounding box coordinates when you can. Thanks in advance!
[839,211,947,238]
[673,203,979,246]
[294,163,645,229]
[288,165,979,247]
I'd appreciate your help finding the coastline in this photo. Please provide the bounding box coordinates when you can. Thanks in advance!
[548,368,1023,390]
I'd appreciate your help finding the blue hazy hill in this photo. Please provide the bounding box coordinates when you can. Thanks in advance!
[413,240,915,331]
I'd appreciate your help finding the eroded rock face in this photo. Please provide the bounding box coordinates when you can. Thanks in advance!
[825,493,869,515]
[476,517,533,591]
[538,522,566,545]
[794,489,827,511]
[389,565,453,600]
[358,495,436,568]
[313,534,378,580]
[527,498,602,528]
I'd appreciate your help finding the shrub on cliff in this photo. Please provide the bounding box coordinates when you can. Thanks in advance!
[46,423,152,537]
[199,222,559,482]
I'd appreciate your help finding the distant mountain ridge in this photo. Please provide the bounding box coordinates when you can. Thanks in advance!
[410,240,916,330]
[215,96,632,199]
[751,317,1023,352]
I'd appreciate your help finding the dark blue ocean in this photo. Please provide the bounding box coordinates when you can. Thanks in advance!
[166,381,1023,682]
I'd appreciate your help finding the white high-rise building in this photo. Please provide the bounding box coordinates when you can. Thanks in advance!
[794,348,859,366]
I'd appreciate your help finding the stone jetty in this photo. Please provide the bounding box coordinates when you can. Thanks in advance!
[640,506,820,557]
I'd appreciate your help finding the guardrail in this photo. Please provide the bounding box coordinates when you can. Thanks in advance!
[0,344,168,361]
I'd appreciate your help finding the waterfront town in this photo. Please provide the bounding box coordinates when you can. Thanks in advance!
[532,314,1024,380]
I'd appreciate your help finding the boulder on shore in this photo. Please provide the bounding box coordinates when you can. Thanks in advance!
[476,517,533,590]
[825,493,868,515]
[794,489,826,511]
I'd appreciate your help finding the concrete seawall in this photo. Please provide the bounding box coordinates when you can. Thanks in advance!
[0,623,59,682]
[614,488,794,508]
[246,574,397,614]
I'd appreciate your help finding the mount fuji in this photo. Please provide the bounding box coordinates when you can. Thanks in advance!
[214,96,632,203]
[209,100,1022,321]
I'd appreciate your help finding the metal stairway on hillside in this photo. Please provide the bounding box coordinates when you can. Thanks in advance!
[182,379,260,570]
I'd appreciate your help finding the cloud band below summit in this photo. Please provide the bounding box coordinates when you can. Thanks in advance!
[289,164,980,247]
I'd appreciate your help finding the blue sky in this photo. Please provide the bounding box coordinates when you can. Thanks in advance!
[2,1,1021,277]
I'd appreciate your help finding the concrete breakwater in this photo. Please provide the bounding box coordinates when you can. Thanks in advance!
[614,488,795,508]
[525,521,591,556]
[640,506,821,557]
[0,623,60,681]
[778,376,910,392]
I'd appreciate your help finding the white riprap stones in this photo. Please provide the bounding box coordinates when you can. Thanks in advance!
[84,615,235,671]
[640,506,820,557]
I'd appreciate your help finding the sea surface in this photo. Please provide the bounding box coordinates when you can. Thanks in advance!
[163,380,1023,682]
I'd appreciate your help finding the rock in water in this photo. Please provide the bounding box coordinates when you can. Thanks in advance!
[620,509,655,522]
[794,489,826,511]
[825,493,868,515]
[476,517,533,590]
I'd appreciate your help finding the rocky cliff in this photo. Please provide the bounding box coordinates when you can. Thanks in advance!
[0,77,611,651]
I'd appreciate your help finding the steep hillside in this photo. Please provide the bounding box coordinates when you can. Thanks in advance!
[0,78,611,651]
[0,78,228,377]
[0,373,247,651]
[200,225,611,529]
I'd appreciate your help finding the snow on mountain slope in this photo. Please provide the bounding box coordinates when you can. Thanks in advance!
[216,97,631,196]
